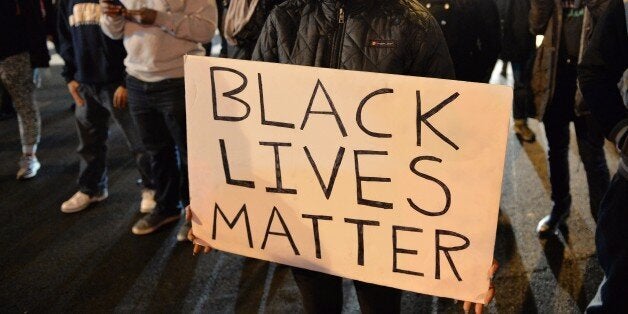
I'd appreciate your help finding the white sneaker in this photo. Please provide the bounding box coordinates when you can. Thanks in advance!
[16,155,41,180]
[61,190,108,213]
[176,221,192,242]
[140,189,156,213]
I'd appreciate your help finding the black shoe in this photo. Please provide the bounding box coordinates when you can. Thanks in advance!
[536,213,568,238]
[132,211,181,235]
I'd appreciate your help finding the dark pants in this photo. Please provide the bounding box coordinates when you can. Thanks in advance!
[587,174,628,312]
[511,55,535,119]
[126,75,188,216]
[75,83,152,196]
[291,267,401,314]
[543,62,610,222]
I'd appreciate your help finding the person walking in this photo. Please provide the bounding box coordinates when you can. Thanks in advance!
[57,0,156,214]
[100,0,217,236]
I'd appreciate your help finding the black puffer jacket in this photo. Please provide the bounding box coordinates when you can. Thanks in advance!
[252,0,455,79]
[229,0,285,60]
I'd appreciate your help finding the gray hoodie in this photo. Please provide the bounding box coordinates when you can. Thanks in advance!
[100,0,217,82]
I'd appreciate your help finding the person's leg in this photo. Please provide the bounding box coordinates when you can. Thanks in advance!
[586,174,628,312]
[0,52,41,179]
[127,76,181,235]
[61,84,111,213]
[144,78,190,239]
[291,267,343,314]
[100,83,155,213]
[0,81,16,119]
[512,59,535,142]
[75,84,110,196]
[573,115,610,222]
[353,280,402,314]
[538,65,575,236]
[152,78,188,207]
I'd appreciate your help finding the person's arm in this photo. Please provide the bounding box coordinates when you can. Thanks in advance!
[477,0,502,82]
[24,0,50,68]
[251,8,280,62]
[100,0,126,40]
[152,0,217,44]
[529,0,554,34]
[578,0,628,147]
[56,0,76,83]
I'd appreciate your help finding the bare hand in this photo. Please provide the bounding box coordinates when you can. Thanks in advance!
[113,85,127,109]
[67,80,85,106]
[100,0,125,17]
[461,259,498,314]
[124,8,157,25]
[186,206,213,255]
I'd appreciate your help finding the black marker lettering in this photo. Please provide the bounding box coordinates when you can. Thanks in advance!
[416,91,460,150]
[392,226,424,276]
[344,218,380,266]
[212,203,254,248]
[210,66,251,121]
[304,146,345,199]
[357,88,394,138]
[258,73,294,128]
[354,150,393,209]
[407,156,451,216]
[435,229,470,281]
[220,139,255,188]
[301,79,347,137]
[260,142,297,194]
[302,214,333,259]
[261,207,300,255]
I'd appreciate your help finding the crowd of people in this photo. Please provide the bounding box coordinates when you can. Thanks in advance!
[1,0,626,312]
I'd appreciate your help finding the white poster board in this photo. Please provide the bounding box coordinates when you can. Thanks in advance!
[185,56,511,303]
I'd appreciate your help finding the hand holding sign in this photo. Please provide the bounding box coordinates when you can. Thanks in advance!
[185,206,212,255]
[462,259,498,313]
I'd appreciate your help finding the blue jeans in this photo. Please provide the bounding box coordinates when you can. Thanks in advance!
[543,62,610,223]
[126,76,189,216]
[586,174,628,312]
[76,82,152,196]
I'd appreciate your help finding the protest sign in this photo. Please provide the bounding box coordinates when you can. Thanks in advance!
[184,56,511,303]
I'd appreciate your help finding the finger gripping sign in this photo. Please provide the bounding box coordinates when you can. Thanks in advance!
[185,56,511,303]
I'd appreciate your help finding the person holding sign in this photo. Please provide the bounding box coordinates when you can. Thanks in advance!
[99,0,217,236]
[187,0,499,312]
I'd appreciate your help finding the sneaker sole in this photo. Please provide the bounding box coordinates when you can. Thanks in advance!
[17,163,41,180]
[60,194,108,214]
[132,215,180,235]
[140,204,156,214]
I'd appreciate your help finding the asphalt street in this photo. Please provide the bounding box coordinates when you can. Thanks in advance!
[0,50,620,313]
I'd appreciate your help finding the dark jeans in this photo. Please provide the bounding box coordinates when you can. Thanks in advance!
[587,174,628,312]
[511,55,535,119]
[543,62,610,223]
[291,267,402,314]
[75,83,152,196]
[126,75,189,216]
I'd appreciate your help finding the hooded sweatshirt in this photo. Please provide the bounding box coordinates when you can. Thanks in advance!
[57,0,126,85]
[100,0,217,82]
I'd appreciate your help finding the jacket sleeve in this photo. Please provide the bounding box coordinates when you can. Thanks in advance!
[578,0,628,146]
[477,0,502,82]
[251,8,279,62]
[529,0,554,34]
[100,1,126,40]
[24,0,50,68]
[57,0,75,83]
[153,0,218,44]
[407,16,456,80]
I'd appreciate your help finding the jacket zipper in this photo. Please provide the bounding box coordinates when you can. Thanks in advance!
[330,6,346,68]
